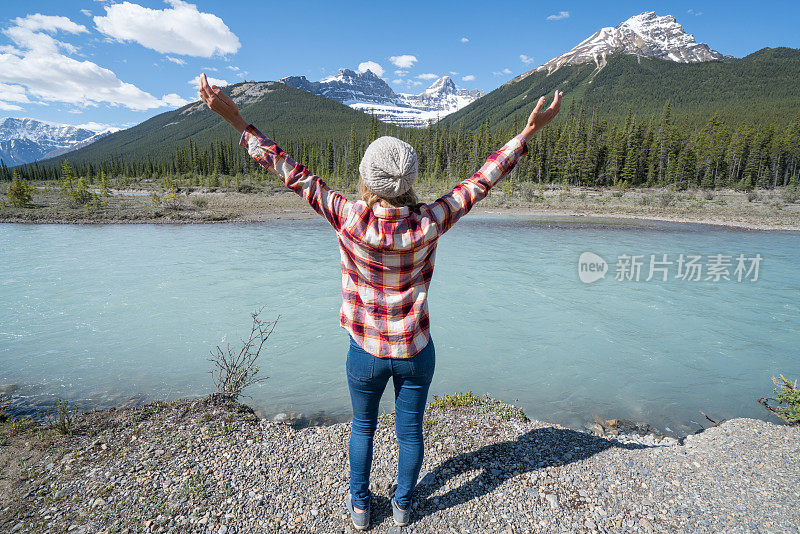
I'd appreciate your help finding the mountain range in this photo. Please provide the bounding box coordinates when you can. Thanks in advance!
[27,82,379,167]
[280,70,483,127]
[14,11,800,170]
[0,118,119,166]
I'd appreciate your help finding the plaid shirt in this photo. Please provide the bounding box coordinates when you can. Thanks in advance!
[240,125,528,358]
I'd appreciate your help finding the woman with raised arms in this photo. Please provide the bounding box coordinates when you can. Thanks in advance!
[198,73,562,529]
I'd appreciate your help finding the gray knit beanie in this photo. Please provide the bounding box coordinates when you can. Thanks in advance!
[358,136,418,198]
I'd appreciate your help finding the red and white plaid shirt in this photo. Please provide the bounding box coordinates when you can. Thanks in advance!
[240,125,528,358]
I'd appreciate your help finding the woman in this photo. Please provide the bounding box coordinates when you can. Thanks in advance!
[198,73,562,529]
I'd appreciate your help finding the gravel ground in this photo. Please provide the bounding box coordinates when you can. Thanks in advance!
[1,394,798,533]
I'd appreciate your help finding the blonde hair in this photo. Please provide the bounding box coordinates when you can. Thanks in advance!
[358,179,420,211]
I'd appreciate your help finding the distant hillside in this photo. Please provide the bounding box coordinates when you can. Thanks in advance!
[443,48,800,130]
[35,81,380,168]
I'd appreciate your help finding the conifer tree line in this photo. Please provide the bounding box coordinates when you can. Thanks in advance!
[3,103,799,190]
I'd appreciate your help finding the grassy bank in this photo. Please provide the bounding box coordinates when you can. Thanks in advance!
[2,180,800,230]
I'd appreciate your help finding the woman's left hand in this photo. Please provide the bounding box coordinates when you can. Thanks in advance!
[197,73,248,133]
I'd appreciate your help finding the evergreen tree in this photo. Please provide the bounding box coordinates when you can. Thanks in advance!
[7,170,33,207]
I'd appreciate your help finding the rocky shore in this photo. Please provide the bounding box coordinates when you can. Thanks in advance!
[1,394,798,533]
[2,185,800,231]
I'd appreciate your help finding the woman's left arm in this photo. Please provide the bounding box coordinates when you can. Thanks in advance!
[197,73,351,230]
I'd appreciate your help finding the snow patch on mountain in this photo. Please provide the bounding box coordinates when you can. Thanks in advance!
[0,117,121,166]
[520,11,722,79]
[280,70,483,127]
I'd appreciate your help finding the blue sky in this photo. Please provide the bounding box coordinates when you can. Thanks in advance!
[1,0,799,130]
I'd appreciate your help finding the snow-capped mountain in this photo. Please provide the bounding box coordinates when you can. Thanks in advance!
[0,118,121,166]
[284,69,398,106]
[280,70,483,127]
[524,11,722,78]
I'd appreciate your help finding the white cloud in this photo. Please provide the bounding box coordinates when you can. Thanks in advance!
[166,56,186,65]
[73,121,116,131]
[546,11,570,21]
[389,54,417,68]
[11,14,87,34]
[520,54,535,64]
[417,73,438,80]
[460,37,469,43]
[449,71,457,75]
[687,8,703,16]
[391,79,403,84]
[161,93,190,107]
[0,82,29,110]
[0,83,31,104]
[0,13,187,111]
[3,14,88,55]
[357,61,384,76]
[80,9,93,17]
[188,75,229,87]
[394,69,408,77]
[492,68,513,76]
[461,74,475,81]
[227,65,240,71]
[93,0,240,57]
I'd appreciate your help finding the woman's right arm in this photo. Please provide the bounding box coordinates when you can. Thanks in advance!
[428,90,562,234]
[197,73,351,230]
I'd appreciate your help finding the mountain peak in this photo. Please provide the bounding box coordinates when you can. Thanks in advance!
[422,76,457,96]
[281,70,482,127]
[522,11,722,78]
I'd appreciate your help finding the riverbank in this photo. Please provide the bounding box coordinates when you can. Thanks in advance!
[1,394,797,533]
[2,183,800,231]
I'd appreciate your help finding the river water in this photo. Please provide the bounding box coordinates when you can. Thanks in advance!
[1,216,798,435]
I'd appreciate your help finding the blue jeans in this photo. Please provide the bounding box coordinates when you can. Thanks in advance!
[346,334,435,510]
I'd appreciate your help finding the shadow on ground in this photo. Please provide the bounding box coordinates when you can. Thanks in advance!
[404,426,648,522]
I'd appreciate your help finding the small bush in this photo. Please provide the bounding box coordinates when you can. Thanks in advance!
[430,391,482,410]
[6,171,33,207]
[519,182,534,202]
[747,191,759,202]
[236,183,257,194]
[657,191,676,207]
[500,180,516,198]
[67,178,94,206]
[760,375,800,425]
[49,399,75,435]
[99,172,112,197]
[703,190,714,200]
[782,184,800,204]
[161,190,183,210]
[639,195,652,206]
[209,307,279,400]
[192,197,208,208]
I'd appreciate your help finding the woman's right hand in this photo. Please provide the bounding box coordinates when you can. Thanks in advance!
[521,90,563,142]
[197,73,248,134]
